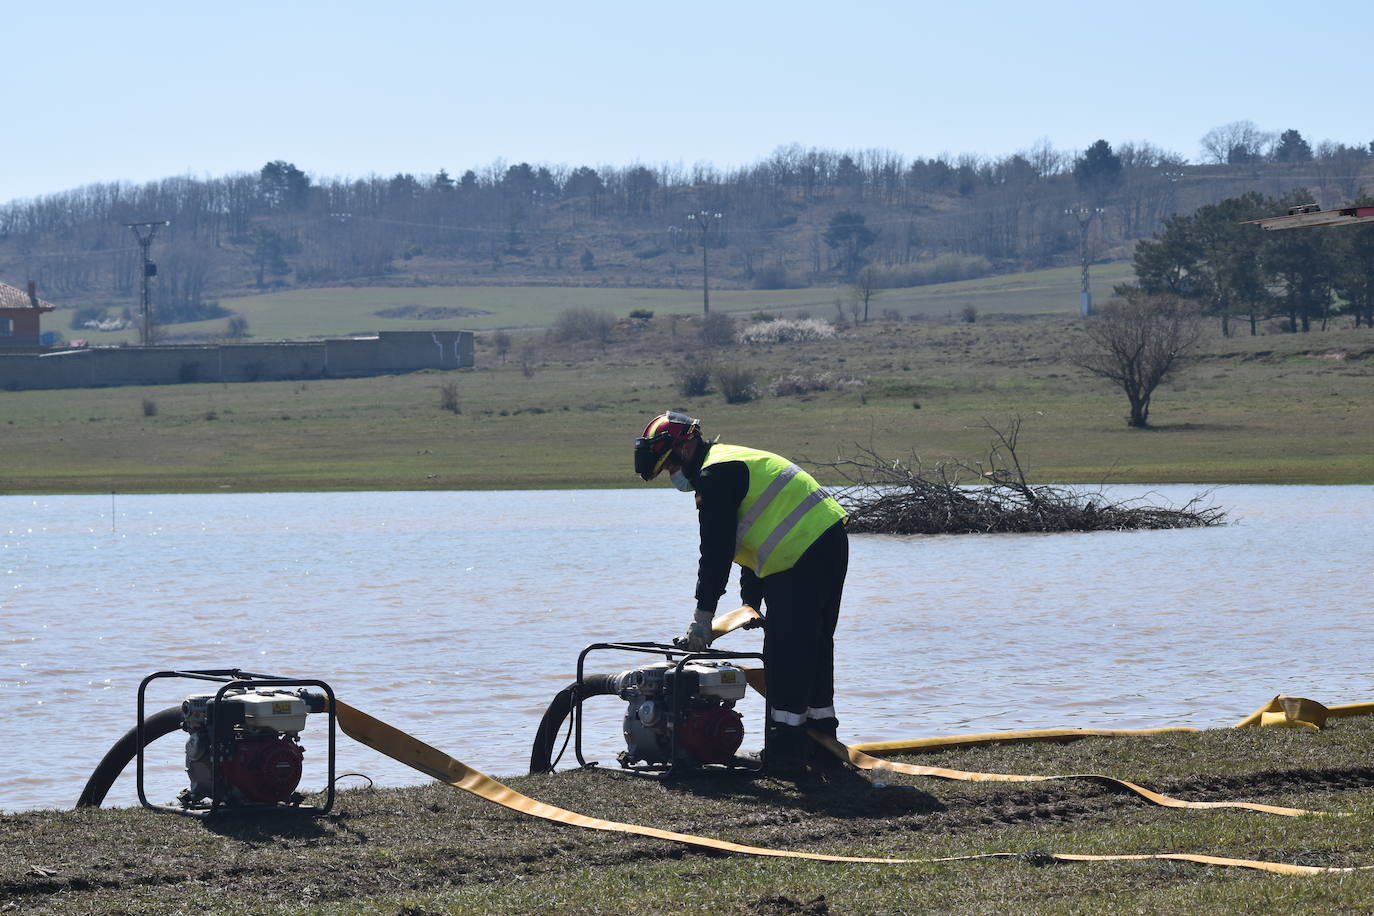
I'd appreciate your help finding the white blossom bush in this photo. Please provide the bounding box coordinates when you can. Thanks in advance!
[737,318,836,345]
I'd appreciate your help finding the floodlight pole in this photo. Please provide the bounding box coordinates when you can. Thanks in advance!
[125,220,169,345]
[687,210,722,315]
[1065,207,1103,317]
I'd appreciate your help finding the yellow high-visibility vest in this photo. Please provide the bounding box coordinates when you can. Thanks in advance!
[700,444,848,577]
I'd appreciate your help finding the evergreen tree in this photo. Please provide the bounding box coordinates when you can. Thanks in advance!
[259,161,311,210]
[1331,194,1374,328]
[1074,140,1123,204]
[823,211,877,278]
[1272,129,1313,163]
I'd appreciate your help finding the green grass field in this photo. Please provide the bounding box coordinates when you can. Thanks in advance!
[65,263,1138,345]
[3,301,1370,493]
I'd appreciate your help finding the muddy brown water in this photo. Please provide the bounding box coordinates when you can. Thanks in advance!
[2,486,1370,812]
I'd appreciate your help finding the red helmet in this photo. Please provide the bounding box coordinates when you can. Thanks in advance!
[634,411,700,480]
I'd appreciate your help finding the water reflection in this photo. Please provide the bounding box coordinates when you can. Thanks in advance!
[2,486,1371,812]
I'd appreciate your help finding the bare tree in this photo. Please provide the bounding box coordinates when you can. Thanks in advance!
[851,265,882,322]
[1073,290,1202,428]
[1199,120,1273,165]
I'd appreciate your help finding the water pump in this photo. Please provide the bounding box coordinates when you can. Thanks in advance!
[529,641,765,776]
[135,669,337,816]
[612,659,748,767]
[180,686,315,806]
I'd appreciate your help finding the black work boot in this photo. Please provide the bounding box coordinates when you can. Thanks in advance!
[763,722,808,781]
[806,717,846,770]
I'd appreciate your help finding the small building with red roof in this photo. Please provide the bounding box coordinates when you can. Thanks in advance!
[0,280,56,348]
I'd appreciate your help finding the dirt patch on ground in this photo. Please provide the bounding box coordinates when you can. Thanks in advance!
[375,304,492,320]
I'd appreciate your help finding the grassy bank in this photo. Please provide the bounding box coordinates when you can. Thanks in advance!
[3,309,1370,493]
[6,716,1374,914]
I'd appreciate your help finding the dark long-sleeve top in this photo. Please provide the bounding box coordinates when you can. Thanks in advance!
[690,445,765,614]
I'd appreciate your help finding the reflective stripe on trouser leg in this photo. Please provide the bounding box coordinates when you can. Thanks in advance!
[807,707,836,720]
[804,525,846,717]
[771,708,807,726]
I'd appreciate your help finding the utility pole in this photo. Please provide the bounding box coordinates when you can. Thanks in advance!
[1161,169,1185,220]
[687,210,722,315]
[1065,207,1103,317]
[125,220,169,345]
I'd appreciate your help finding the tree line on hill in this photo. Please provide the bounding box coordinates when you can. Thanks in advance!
[0,121,1370,333]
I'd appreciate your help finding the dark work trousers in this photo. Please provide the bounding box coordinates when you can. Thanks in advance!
[760,521,848,726]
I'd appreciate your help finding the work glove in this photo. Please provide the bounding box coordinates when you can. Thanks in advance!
[682,608,715,652]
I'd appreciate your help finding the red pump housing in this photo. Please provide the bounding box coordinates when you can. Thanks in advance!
[221,735,305,803]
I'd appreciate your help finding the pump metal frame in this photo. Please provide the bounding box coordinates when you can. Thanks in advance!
[572,641,766,778]
[136,668,336,818]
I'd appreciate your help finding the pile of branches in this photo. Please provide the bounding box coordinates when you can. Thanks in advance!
[814,420,1226,535]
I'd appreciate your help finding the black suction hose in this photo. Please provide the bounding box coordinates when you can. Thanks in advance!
[529,674,615,775]
[76,705,184,808]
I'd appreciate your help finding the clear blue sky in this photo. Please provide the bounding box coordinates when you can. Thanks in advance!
[7,0,1371,205]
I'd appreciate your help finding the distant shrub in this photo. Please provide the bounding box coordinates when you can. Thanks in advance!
[882,309,902,322]
[492,330,512,362]
[439,381,461,413]
[738,318,836,345]
[751,264,803,290]
[831,298,850,331]
[673,361,713,397]
[714,365,758,404]
[699,312,736,346]
[141,397,157,417]
[866,255,995,289]
[634,248,666,260]
[580,249,596,271]
[519,344,539,377]
[553,307,614,342]
[628,308,654,321]
[226,315,251,339]
[960,303,979,324]
[750,310,776,322]
[768,371,868,397]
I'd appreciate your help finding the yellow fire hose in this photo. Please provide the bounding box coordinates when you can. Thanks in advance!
[333,700,1368,877]
[326,606,1372,876]
[814,734,1313,816]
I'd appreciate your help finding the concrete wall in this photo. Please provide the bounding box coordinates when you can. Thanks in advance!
[376,330,472,370]
[0,330,474,391]
[324,338,382,376]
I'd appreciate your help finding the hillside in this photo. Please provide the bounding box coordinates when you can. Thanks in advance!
[3,146,1371,343]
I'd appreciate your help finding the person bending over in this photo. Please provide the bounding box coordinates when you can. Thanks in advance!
[634,411,849,778]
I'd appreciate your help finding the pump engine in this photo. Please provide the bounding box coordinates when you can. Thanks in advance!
[180,686,318,807]
[611,660,747,768]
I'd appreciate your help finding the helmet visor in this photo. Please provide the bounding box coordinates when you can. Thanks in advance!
[634,434,672,480]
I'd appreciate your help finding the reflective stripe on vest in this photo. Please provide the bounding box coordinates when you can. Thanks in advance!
[701,443,847,577]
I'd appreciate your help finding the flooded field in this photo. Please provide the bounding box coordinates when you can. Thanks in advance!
[3,486,1370,812]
